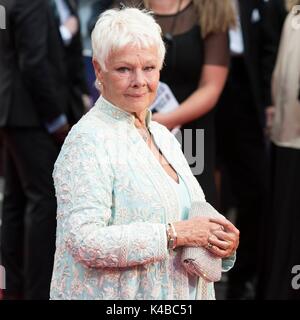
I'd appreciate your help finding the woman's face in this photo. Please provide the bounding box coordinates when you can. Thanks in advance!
[94,45,160,114]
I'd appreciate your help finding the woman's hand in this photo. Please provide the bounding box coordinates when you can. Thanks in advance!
[64,15,79,36]
[173,217,225,248]
[205,217,239,259]
[173,216,239,259]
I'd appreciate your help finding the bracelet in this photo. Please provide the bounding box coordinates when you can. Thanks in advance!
[166,223,177,250]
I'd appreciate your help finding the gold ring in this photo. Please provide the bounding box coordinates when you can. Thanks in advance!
[206,242,213,249]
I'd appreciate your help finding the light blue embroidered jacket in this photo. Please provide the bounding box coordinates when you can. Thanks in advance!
[50,96,235,300]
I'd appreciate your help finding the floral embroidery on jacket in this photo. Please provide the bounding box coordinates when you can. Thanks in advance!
[50,97,235,300]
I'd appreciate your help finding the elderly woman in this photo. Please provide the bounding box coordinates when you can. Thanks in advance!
[50,7,239,300]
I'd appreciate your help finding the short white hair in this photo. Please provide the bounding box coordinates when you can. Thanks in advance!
[91,7,166,71]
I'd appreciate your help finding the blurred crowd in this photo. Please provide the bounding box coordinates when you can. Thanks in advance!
[0,0,299,300]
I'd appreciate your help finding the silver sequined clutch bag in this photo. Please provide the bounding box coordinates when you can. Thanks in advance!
[181,202,223,282]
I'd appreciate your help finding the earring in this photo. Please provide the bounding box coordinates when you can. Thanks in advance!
[98,80,102,86]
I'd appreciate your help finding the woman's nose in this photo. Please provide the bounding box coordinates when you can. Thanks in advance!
[131,69,146,87]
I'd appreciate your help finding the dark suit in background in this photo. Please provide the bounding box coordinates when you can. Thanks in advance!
[87,0,114,35]
[215,0,269,299]
[0,0,87,299]
[256,0,288,299]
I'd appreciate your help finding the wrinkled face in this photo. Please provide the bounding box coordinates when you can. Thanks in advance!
[93,45,160,114]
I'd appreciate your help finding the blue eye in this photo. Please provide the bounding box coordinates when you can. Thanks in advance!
[117,67,130,73]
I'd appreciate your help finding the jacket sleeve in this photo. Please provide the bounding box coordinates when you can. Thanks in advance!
[222,253,236,272]
[53,131,168,269]
[13,0,64,123]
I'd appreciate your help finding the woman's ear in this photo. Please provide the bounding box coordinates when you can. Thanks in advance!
[92,58,103,83]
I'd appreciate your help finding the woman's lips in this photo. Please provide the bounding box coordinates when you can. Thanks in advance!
[125,93,147,98]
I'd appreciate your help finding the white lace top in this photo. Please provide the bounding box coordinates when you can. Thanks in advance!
[50,96,235,300]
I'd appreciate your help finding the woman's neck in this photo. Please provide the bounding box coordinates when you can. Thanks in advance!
[133,110,148,128]
[147,0,190,15]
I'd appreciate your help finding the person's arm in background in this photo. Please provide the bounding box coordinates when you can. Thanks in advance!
[13,0,69,143]
[152,32,229,129]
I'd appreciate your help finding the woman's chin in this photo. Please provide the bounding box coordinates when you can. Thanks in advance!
[124,98,151,111]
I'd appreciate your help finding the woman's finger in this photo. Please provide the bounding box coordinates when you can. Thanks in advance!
[206,244,229,258]
[209,217,240,235]
[212,230,235,242]
[208,235,230,250]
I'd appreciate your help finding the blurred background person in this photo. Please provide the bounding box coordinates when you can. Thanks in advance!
[261,1,300,300]
[256,0,290,299]
[115,0,235,209]
[85,0,114,103]
[0,0,88,299]
[51,0,92,116]
[88,0,113,35]
[215,0,269,299]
